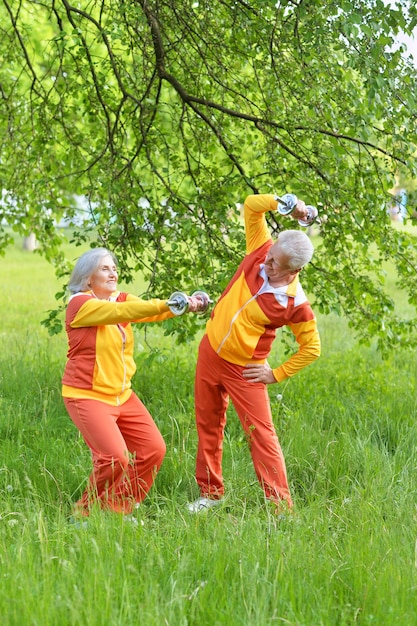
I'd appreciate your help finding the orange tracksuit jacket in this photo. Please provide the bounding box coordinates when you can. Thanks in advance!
[205,194,321,378]
[62,292,173,405]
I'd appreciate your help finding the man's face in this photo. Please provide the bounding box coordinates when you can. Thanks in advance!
[264,242,299,287]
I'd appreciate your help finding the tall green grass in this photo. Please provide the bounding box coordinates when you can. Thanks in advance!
[0,237,416,625]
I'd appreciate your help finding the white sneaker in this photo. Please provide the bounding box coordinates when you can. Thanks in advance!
[68,515,89,529]
[187,497,223,513]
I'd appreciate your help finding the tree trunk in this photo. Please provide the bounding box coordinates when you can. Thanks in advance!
[22,233,37,251]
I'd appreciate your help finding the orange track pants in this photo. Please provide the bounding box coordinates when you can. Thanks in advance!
[64,392,166,515]
[194,334,293,508]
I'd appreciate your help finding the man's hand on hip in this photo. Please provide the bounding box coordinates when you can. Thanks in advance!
[242,362,277,384]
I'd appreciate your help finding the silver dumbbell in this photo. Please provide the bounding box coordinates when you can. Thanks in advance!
[167,290,213,316]
[275,193,319,227]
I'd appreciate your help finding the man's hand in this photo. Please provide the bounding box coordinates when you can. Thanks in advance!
[242,362,277,384]
[292,199,308,222]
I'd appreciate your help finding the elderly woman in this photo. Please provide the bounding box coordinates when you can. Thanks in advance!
[62,247,201,521]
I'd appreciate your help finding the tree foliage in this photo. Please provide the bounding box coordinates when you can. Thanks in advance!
[1,0,417,350]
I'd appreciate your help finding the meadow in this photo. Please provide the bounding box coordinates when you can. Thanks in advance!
[0,234,416,625]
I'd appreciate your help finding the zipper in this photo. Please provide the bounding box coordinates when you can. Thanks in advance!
[216,292,260,354]
[117,323,127,394]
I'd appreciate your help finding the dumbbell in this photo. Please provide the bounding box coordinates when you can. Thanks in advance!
[167,290,213,316]
[274,193,319,227]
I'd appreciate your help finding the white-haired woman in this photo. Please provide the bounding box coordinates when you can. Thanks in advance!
[62,247,201,521]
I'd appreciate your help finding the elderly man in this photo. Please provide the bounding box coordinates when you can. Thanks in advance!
[188,193,321,513]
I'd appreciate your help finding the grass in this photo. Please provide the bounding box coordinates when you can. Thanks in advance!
[0,235,417,625]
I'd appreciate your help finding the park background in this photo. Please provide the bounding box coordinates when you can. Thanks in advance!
[0,222,416,625]
[1,1,417,624]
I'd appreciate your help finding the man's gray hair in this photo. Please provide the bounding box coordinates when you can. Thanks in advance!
[277,230,314,270]
[67,247,118,294]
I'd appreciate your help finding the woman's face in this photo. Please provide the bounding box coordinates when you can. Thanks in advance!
[88,254,118,299]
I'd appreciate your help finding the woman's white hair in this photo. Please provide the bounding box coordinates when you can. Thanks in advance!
[67,247,117,294]
[277,230,314,270]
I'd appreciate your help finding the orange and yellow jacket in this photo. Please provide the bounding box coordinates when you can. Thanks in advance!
[205,194,321,382]
[62,292,173,405]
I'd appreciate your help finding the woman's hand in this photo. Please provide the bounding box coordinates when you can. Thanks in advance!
[187,291,212,313]
[187,295,205,313]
